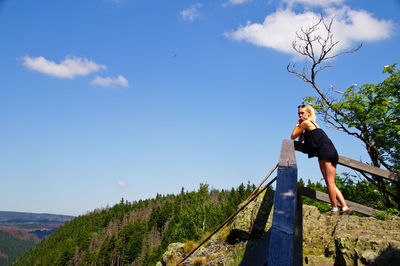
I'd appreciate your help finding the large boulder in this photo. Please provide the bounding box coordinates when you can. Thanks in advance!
[228,188,274,243]
[303,205,400,266]
[334,215,400,265]
[302,204,339,262]
[161,242,185,265]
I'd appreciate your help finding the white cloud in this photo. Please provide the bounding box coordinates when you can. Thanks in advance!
[117,181,128,187]
[225,6,394,55]
[327,6,394,45]
[180,3,203,22]
[91,75,129,88]
[225,9,314,54]
[223,0,252,6]
[22,56,106,79]
[283,0,345,7]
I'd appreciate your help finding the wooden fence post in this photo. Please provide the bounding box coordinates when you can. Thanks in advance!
[267,139,302,266]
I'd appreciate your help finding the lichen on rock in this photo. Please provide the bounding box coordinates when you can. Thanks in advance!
[228,188,274,243]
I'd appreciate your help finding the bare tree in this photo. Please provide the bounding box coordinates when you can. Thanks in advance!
[287,16,399,208]
[288,16,361,105]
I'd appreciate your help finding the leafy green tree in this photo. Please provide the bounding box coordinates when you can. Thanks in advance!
[119,221,147,264]
[97,234,117,265]
[287,16,400,208]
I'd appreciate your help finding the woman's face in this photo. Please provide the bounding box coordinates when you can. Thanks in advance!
[298,107,310,121]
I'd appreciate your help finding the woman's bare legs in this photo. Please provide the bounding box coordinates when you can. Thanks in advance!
[319,160,347,208]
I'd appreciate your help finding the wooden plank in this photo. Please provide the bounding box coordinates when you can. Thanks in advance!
[293,191,303,266]
[294,141,399,183]
[298,186,376,216]
[267,139,302,266]
[239,224,271,265]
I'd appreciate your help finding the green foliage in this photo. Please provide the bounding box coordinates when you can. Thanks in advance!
[299,174,400,213]
[226,247,246,266]
[15,183,254,266]
[305,63,400,172]
[149,201,173,233]
[335,173,395,210]
[0,257,7,266]
[372,208,400,220]
[0,230,36,265]
[119,221,147,264]
[299,178,331,213]
[304,63,400,208]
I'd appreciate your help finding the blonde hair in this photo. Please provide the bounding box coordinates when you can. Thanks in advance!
[300,105,316,122]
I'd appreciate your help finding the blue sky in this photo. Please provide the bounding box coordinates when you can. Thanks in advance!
[0,0,399,216]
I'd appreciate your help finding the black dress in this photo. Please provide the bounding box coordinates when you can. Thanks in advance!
[303,123,339,166]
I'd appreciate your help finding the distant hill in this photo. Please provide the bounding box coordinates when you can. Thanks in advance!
[0,211,74,265]
[0,211,74,229]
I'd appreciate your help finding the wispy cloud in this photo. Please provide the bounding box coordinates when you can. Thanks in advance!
[91,75,129,88]
[326,6,394,44]
[117,181,128,187]
[223,0,252,7]
[283,0,345,7]
[22,56,106,78]
[180,3,203,22]
[225,2,394,56]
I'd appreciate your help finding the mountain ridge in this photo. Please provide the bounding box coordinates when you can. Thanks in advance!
[0,211,74,265]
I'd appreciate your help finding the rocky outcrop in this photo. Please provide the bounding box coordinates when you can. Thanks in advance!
[158,189,400,265]
[303,205,400,265]
[228,189,274,243]
[158,238,247,266]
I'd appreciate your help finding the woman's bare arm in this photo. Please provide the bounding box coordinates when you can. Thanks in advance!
[291,123,304,140]
[291,120,315,140]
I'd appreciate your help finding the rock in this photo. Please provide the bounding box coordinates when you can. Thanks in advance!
[161,242,185,265]
[228,188,274,243]
[302,205,339,259]
[334,215,400,265]
[303,205,400,265]
[304,255,334,266]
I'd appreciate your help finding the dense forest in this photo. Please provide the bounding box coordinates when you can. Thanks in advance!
[14,175,399,265]
[14,183,255,265]
[0,230,36,266]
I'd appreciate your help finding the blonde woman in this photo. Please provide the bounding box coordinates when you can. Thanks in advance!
[291,105,353,215]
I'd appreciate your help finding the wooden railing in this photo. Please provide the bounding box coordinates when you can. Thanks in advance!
[267,139,302,266]
[293,140,399,216]
[294,141,399,183]
[264,139,398,265]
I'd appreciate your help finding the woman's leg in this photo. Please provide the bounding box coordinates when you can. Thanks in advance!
[319,160,347,208]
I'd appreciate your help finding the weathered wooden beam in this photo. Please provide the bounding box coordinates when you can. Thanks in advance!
[294,141,400,183]
[267,139,302,266]
[298,186,376,216]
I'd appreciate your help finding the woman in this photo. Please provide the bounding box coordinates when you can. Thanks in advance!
[291,104,353,215]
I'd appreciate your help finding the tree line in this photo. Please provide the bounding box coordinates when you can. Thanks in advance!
[14,183,255,265]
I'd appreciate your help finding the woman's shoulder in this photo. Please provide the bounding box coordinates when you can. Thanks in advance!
[301,120,319,130]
